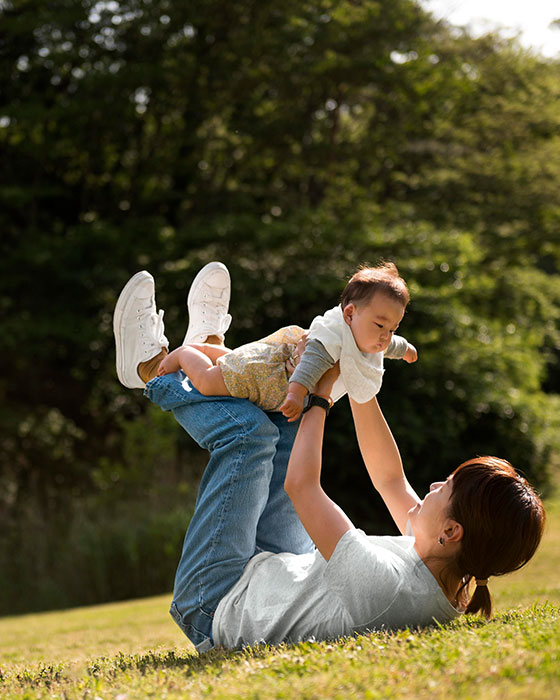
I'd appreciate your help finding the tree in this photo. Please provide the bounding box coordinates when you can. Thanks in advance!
[0,0,558,612]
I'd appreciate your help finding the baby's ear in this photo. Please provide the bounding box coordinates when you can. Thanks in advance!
[342,303,355,325]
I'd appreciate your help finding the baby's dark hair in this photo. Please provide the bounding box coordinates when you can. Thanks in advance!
[340,262,410,309]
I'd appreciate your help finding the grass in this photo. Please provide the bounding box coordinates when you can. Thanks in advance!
[1,496,559,699]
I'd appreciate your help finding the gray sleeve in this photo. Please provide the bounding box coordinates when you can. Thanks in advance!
[384,334,409,360]
[289,339,335,393]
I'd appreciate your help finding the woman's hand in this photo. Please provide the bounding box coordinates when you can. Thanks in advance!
[294,332,308,360]
[285,333,308,378]
[314,361,340,398]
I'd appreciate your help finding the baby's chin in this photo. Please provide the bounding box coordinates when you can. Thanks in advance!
[362,343,387,354]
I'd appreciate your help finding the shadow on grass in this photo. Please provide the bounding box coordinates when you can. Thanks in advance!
[4,604,558,692]
[86,646,241,680]
[3,643,268,690]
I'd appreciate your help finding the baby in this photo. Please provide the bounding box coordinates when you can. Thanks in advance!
[157,262,417,421]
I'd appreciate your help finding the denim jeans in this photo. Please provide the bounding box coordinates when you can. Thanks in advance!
[145,372,313,652]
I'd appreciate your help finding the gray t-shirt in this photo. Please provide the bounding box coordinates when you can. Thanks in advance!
[212,529,460,648]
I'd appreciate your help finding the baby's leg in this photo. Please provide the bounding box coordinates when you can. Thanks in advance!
[157,347,185,375]
[158,346,231,397]
[189,343,232,364]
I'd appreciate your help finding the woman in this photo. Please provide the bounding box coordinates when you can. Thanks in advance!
[113,263,545,653]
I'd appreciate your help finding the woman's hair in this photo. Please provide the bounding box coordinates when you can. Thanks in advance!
[448,456,545,618]
[340,261,410,309]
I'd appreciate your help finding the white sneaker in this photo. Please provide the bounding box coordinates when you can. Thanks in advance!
[113,271,169,388]
[183,262,232,345]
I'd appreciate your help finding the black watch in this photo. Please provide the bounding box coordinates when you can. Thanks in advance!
[303,394,333,415]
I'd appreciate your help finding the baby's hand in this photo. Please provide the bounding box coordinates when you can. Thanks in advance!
[280,392,305,422]
[403,344,418,363]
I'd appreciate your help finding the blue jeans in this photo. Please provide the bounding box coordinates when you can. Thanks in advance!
[145,373,313,652]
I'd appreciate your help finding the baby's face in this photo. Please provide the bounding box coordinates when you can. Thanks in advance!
[343,293,405,354]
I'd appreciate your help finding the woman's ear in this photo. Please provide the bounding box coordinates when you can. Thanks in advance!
[443,520,464,544]
[342,303,355,326]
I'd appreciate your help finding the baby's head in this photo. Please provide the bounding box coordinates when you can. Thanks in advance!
[341,262,409,354]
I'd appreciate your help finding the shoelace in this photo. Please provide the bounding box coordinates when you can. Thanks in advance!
[193,301,231,334]
[137,300,167,348]
[153,308,167,345]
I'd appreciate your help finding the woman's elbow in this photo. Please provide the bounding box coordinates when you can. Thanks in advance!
[284,472,311,501]
[284,473,299,499]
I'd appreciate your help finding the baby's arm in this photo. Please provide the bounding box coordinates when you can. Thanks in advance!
[280,339,335,422]
[402,344,418,363]
[385,334,418,363]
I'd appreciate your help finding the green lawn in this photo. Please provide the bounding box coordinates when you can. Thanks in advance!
[1,495,559,699]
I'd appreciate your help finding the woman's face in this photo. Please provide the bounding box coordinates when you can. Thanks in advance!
[408,476,454,541]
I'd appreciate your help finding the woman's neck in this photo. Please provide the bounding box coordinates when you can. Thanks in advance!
[415,542,464,607]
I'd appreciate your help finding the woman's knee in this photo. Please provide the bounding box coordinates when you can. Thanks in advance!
[216,403,280,454]
[176,395,279,454]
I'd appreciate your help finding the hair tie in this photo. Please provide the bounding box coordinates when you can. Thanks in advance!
[475,579,489,587]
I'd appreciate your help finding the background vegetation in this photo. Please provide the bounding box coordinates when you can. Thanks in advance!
[1,0,559,614]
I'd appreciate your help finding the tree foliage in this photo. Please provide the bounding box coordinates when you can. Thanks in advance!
[0,0,559,612]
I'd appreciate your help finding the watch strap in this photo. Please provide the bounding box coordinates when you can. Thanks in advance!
[303,394,333,415]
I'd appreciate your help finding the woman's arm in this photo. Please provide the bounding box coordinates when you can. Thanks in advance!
[349,397,420,534]
[284,365,354,560]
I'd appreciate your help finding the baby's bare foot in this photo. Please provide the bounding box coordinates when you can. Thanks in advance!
[157,349,182,376]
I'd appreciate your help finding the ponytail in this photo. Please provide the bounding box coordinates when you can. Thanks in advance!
[464,577,492,618]
[448,457,545,619]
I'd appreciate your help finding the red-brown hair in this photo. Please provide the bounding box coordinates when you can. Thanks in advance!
[340,262,410,310]
[448,456,545,618]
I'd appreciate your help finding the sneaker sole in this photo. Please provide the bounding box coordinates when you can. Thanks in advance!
[184,262,231,344]
[113,270,153,388]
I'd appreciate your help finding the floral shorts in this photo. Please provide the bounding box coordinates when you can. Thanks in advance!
[217,325,306,411]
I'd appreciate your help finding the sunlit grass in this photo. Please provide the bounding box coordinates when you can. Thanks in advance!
[1,490,558,699]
